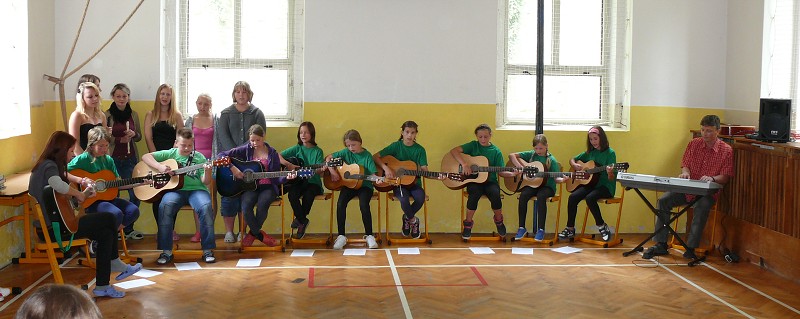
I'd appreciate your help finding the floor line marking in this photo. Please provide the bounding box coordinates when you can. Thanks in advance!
[386,250,412,319]
[658,260,754,318]
[701,262,800,315]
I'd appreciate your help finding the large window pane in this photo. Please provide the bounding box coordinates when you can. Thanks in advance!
[186,68,288,117]
[508,0,552,65]
[188,0,234,58]
[507,75,600,121]
[559,0,602,66]
[241,0,288,59]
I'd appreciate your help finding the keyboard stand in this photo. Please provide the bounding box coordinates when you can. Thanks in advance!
[621,187,706,267]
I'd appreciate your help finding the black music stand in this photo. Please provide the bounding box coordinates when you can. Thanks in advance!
[618,175,721,267]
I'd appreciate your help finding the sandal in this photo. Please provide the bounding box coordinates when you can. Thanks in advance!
[115,263,143,281]
[93,286,125,298]
[126,230,144,240]
[156,253,174,265]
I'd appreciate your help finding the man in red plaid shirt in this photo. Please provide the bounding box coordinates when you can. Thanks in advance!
[643,115,734,260]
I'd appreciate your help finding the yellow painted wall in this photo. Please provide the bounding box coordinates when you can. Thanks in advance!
[0,101,743,265]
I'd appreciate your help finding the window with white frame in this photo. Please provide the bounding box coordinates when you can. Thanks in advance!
[500,0,627,128]
[764,0,798,131]
[167,0,303,121]
[0,0,31,140]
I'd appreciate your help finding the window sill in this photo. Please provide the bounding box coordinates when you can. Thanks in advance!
[496,124,629,132]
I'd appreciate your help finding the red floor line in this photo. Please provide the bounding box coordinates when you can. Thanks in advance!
[308,267,315,288]
[471,266,489,286]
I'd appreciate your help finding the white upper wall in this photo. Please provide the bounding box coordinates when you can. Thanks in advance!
[630,0,729,108]
[304,0,497,104]
[52,0,160,101]
[42,0,765,110]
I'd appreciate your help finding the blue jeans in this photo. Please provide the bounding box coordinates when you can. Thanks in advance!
[240,186,278,234]
[115,156,140,233]
[221,195,242,217]
[393,184,425,219]
[86,198,140,230]
[158,190,216,250]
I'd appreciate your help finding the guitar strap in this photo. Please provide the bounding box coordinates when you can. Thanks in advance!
[51,222,75,254]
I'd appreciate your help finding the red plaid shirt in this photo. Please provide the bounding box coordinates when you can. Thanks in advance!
[681,137,734,201]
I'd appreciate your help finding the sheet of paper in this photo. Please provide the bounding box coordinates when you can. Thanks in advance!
[551,246,583,254]
[133,269,162,278]
[114,279,155,289]
[236,259,262,267]
[397,248,420,255]
[291,249,315,257]
[469,247,495,254]
[343,249,367,256]
[512,247,534,255]
[174,262,202,271]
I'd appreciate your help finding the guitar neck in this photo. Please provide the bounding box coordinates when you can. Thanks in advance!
[536,172,570,178]
[173,163,207,175]
[250,171,292,179]
[474,166,518,173]
[347,173,382,183]
[102,175,150,189]
[397,169,445,178]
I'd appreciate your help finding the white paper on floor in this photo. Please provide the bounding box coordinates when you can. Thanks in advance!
[236,259,262,267]
[397,248,420,255]
[469,247,495,254]
[343,249,367,256]
[512,247,534,255]
[291,249,315,257]
[551,246,583,254]
[132,269,162,278]
[174,262,202,271]
[114,279,156,289]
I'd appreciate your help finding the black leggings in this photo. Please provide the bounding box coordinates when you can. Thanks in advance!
[566,186,612,228]
[518,186,555,231]
[75,212,119,287]
[466,182,502,211]
[336,187,373,236]
[288,182,323,224]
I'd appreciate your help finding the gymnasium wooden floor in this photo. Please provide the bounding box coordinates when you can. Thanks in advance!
[1,233,799,318]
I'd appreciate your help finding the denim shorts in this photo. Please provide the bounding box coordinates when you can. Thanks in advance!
[220,195,242,217]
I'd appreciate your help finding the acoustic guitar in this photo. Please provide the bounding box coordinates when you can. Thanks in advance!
[68,169,164,208]
[42,185,92,234]
[501,160,590,192]
[343,171,401,187]
[373,155,419,192]
[283,157,343,185]
[215,157,324,197]
[440,154,537,190]
[132,157,231,202]
[564,160,630,193]
[322,163,363,191]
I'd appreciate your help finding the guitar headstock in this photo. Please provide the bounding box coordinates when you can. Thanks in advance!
[296,169,315,179]
[212,157,231,167]
[326,157,344,168]
[613,162,630,172]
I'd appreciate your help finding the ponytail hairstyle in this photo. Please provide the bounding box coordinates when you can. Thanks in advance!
[397,120,419,141]
[532,133,551,170]
[474,123,492,135]
[342,129,362,147]
[248,124,265,138]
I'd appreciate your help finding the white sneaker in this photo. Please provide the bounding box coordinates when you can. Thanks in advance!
[333,235,347,250]
[224,232,235,243]
[364,235,378,249]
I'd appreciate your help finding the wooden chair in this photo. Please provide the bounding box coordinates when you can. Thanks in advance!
[288,192,335,247]
[330,190,382,248]
[668,203,718,256]
[574,187,625,248]
[238,185,286,252]
[173,181,219,257]
[385,179,432,245]
[512,183,563,246]
[460,189,506,242]
[28,195,94,284]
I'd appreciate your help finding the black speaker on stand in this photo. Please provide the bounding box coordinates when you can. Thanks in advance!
[757,98,791,143]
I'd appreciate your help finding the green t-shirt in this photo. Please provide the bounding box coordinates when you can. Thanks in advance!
[332,148,377,189]
[574,147,617,195]
[516,151,560,192]
[152,148,209,192]
[281,144,325,188]
[67,152,120,177]
[378,140,429,186]
[460,141,504,183]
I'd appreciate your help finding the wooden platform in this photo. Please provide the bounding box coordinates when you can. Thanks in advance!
[1,233,799,318]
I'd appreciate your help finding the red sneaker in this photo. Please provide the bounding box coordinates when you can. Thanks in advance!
[260,230,279,247]
[242,233,256,247]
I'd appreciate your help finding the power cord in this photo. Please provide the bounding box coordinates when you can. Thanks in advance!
[716,214,739,263]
